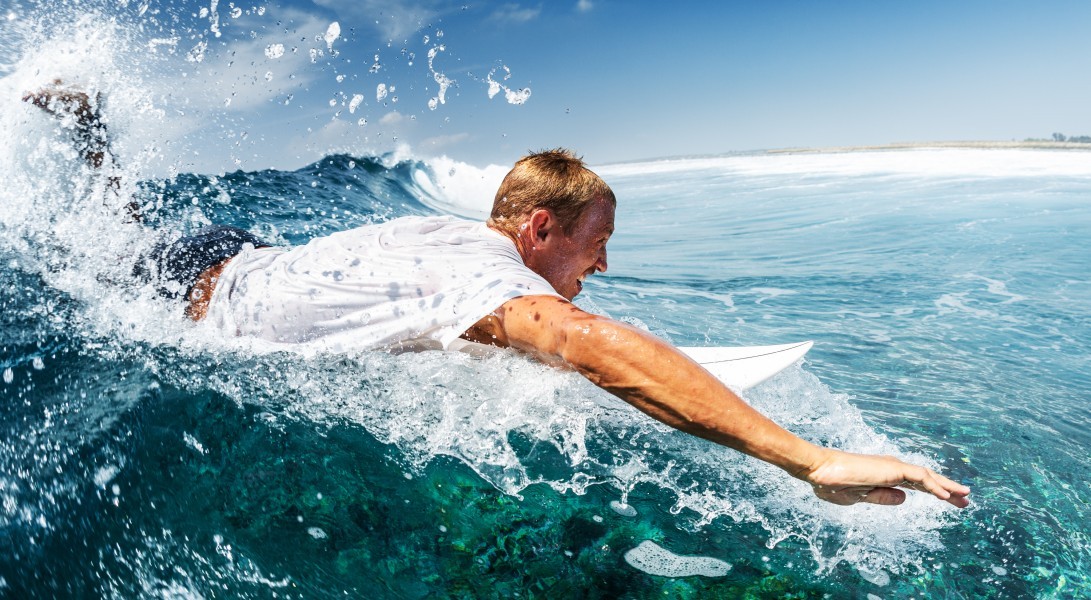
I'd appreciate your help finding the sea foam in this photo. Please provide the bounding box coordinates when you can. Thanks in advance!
[623,540,732,578]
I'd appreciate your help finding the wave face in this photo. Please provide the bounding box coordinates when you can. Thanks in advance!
[2,4,1090,599]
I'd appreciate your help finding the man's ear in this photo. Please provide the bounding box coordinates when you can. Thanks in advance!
[527,209,555,245]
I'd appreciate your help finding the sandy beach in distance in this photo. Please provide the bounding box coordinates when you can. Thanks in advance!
[767,140,1091,154]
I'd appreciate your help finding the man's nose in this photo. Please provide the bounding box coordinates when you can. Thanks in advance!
[596,248,608,273]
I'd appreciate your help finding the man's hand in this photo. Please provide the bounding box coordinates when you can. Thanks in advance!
[801,448,971,508]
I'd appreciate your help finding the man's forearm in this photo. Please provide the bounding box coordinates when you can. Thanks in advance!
[501,296,825,476]
[562,315,825,475]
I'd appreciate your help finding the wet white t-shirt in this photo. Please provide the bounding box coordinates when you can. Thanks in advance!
[203,216,562,352]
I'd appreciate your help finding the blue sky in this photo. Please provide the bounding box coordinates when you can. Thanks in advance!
[5,0,1091,173]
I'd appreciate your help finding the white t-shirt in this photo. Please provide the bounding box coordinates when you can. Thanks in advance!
[203,216,563,352]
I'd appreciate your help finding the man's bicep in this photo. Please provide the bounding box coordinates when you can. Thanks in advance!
[494,295,585,360]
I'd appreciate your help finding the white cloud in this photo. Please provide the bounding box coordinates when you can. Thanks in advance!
[489,3,541,23]
[380,111,407,125]
[310,0,455,42]
[130,4,331,140]
[419,132,471,151]
[295,117,367,156]
[576,0,593,12]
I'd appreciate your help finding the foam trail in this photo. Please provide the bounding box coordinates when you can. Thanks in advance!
[624,540,732,577]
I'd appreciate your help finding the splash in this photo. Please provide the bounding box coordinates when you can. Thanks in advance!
[487,64,532,105]
[426,44,454,111]
[323,22,340,51]
[142,337,961,577]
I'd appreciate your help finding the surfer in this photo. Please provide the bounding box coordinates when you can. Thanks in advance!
[24,84,971,509]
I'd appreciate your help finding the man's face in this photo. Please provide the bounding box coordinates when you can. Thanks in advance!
[529,198,615,300]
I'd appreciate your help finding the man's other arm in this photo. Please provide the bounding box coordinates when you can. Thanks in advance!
[492,295,970,508]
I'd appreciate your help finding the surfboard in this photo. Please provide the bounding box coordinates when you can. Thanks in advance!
[449,339,812,391]
[676,341,812,391]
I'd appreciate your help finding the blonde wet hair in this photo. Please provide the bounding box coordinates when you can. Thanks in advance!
[488,148,615,236]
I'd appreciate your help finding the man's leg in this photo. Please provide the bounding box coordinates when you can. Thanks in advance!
[23,80,138,220]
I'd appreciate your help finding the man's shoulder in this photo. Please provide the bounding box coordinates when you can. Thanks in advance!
[347,214,476,235]
[319,215,506,258]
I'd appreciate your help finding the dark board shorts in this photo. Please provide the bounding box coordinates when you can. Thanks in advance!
[135,225,267,299]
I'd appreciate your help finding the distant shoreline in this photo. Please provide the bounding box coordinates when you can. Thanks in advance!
[766,140,1091,154]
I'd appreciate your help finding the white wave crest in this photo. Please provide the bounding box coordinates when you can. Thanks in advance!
[597,148,1091,180]
[412,155,511,218]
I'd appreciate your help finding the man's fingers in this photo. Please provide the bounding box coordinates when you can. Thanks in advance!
[812,486,861,506]
[935,476,972,508]
[813,485,906,506]
[899,467,972,507]
[934,472,971,498]
[862,487,907,506]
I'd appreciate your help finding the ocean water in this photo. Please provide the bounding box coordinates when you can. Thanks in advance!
[2,6,1091,600]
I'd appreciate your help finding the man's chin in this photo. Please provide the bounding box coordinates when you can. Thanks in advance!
[550,279,580,301]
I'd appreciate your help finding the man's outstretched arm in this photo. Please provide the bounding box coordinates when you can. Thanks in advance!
[493,295,970,508]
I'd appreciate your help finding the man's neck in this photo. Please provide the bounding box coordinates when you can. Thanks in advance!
[487,222,531,264]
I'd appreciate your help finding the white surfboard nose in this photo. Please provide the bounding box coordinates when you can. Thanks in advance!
[678,341,813,391]
[451,338,813,392]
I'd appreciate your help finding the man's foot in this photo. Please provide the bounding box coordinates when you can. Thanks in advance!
[23,79,109,168]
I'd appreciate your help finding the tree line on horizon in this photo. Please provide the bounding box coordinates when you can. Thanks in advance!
[1026,133,1091,143]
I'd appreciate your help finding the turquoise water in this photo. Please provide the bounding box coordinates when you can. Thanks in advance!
[2,4,1091,599]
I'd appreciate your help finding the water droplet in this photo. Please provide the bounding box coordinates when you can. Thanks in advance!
[264,44,284,59]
